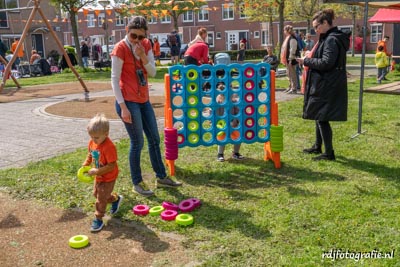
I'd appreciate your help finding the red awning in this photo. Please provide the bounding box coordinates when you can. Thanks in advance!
[369,8,400,23]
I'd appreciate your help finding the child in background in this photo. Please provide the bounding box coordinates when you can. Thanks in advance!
[216,93,244,162]
[82,113,123,232]
[375,45,389,84]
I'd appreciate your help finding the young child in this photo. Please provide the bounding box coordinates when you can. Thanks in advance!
[82,113,122,232]
[216,94,244,162]
[375,45,389,84]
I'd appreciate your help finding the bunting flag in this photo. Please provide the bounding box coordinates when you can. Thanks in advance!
[106,9,112,16]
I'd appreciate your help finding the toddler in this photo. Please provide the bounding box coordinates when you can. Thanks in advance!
[82,113,122,232]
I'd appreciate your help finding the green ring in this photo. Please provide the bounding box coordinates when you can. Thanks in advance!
[69,235,89,249]
[188,133,200,144]
[187,108,199,119]
[186,69,198,80]
[77,166,94,183]
[187,82,198,93]
[149,206,165,216]
[188,121,199,132]
[176,213,194,226]
[187,95,199,106]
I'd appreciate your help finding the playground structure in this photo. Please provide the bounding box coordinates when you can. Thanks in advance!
[163,63,283,176]
[0,0,88,94]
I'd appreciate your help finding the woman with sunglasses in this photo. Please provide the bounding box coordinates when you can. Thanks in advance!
[296,9,350,161]
[111,16,182,197]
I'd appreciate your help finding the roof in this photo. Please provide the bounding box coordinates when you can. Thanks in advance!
[369,8,400,22]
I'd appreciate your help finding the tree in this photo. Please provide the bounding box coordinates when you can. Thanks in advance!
[50,0,97,68]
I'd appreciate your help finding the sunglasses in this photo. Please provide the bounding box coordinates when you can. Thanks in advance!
[130,33,146,40]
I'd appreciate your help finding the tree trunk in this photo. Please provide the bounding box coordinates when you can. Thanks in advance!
[70,11,83,68]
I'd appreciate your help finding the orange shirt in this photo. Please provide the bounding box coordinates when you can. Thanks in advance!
[84,137,118,183]
[11,41,24,58]
[153,41,160,57]
[111,39,152,103]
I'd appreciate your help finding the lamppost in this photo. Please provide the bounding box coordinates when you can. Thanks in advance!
[98,0,110,61]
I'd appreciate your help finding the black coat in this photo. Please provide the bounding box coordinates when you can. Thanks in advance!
[303,27,350,121]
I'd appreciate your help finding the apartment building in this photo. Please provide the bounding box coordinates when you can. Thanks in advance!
[0,0,66,61]
[73,2,389,54]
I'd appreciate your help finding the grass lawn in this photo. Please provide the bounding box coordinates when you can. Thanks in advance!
[1,67,399,266]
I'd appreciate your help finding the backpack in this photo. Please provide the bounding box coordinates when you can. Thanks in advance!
[168,33,177,46]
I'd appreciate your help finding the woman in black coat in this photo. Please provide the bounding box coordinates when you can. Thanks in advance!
[296,9,350,161]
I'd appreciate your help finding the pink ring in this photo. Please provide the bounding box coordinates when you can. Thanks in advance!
[162,201,179,211]
[132,204,150,216]
[188,198,201,208]
[160,210,178,221]
[179,199,196,212]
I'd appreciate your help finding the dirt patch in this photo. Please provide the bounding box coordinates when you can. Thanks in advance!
[45,96,166,120]
[0,192,195,266]
[0,81,112,103]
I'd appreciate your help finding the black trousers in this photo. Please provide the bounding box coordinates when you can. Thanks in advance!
[184,55,198,66]
[315,120,333,154]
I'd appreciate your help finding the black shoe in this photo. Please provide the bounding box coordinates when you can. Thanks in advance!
[303,146,322,154]
[312,151,335,161]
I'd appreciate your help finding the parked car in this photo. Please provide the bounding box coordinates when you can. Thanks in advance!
[159,43,188,59]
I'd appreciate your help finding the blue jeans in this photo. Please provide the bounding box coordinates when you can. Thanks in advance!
[82,57,89,68]
[116,100,166,185]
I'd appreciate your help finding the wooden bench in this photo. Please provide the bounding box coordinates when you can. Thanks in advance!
[364,82,400,95]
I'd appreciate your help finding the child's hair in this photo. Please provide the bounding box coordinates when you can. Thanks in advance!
[378,45,384,52]
[87,113,109,134]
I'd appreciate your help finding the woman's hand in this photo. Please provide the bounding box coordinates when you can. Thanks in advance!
[120,103,132,123]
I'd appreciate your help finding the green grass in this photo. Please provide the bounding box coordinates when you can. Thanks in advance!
[1,70,399,266]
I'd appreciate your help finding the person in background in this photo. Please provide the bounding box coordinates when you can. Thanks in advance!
[263,44,279,71]
[216,92,244,162]
[281,25,299,94]
[296,9,350,161]
[375,45,389,84]
[0,37,8,60]
[166,29,181,65]
[11,37,24,66]
[188,27,207,47]
[152,37,161,66]
[184,39,209,66]
[237,42,245,63]
[30,50,41,64]
[82,113,123,232]
[376,35,391,79]
[111,16,182,197]
[81,40,90,68]
[304,33,315,51]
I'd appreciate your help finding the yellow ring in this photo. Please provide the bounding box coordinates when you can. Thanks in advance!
[77,166,93,183]
[69,235,89,249]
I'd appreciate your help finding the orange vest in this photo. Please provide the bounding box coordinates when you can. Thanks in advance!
[111,39,152,103]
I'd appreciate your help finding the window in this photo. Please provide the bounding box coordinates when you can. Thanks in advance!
[370,24,382,43]
[87,14,95,28]
[148,15,157,24]
[261,30,270,46]
[98,13,105,27]
[183,11,193,22]
[207,32,214,47]
[198,6,209,21]
[0,0,19,28]
[254,31,260,38]
[216,32,222,39]
[239,3,248,19]
[161,15,171,23]
[116,14,124,26]
[222,3,234,20]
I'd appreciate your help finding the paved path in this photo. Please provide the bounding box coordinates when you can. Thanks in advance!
[0,83,300,170]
